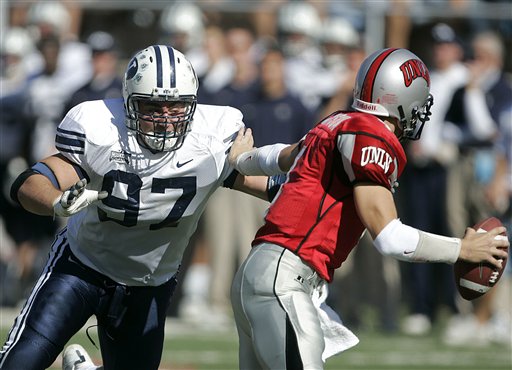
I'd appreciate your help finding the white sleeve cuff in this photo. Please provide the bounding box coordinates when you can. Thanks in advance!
[373,219,461,263]
[235,144,288,176]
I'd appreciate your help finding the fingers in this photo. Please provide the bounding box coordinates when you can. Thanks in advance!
[488,226,508,237]
[487,256,504,270]
[488,233,509,269]
[234,128,246,141]
[493,236,510,249]
[65,179,87,207]
[464,227,476,237]
[53,179,107,217]
[234,127,244,140]
[487,227,510,251]
[236,128,253,145]
[494,247,508,260]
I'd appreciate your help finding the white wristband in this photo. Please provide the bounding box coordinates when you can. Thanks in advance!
[235,144,288,176]
[413,230,461,263]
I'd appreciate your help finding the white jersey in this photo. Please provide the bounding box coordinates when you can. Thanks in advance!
[57,98,243,286]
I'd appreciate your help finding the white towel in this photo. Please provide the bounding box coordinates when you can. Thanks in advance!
[311,282,360,362]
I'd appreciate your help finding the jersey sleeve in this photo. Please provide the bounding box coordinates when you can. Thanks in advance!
[337,131,399,190]
[216,107,245,184]
[55,104,90,173]
[218,106,245,144]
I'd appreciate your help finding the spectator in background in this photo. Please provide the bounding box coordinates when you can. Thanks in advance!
[486,109,511,221]
[63,31,123,115]
[180,41,316,325]
[319,24,366,118]
[25,1,92,101]
[25,34,68,160]
[18,1,91,161]
[319,16,360,82]
[196,25,235,103]
[0,27,35,95]
[178,26,262,325]
[201,26,260,112]
[399,23,468,336]
[244,44,315,146]
[159,2,208,78]
[0,32,61,307]
[483,105,512,345]
[277,2,341,115]
[442,30,512,346]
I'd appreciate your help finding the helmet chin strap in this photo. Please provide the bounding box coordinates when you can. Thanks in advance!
[141,132,183,153]
[396,105,409,141]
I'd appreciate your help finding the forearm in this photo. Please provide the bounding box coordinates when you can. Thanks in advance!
[354,183,461,263]
[278,142,302,172]
[373,219,461,263]
[234,143,288,176]
[232,174,270,201]
[18,174,63,216]
[234,140,304,177]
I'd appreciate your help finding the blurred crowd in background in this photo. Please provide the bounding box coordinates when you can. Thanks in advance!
[1,0,511,349]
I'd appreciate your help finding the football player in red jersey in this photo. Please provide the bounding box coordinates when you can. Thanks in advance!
[229,48,509,370]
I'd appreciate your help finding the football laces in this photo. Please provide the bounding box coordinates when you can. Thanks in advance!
[489,270,500,284]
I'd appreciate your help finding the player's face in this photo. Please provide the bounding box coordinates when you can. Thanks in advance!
[137,100,188,135]
[385,117,403,139]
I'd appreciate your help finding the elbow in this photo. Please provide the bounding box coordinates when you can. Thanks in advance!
[10,168,36,206]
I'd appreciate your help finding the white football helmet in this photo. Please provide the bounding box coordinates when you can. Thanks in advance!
[277,2,321,57]
[26,1,71,37]
[160,3,204,50]
[123,45,199,152]
[1,27,34,56]
[320,17,359,48]
[352,48,433,140]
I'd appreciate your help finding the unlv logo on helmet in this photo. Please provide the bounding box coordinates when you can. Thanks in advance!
[399,59,430,87]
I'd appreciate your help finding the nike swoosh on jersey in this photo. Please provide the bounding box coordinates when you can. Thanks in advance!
[177,159,194,168]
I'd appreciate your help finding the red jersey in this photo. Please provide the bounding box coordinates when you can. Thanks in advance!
[253,111,407,282]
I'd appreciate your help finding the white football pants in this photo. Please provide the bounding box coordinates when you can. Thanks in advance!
[231,242,325,370]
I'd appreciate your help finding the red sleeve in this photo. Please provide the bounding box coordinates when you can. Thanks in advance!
[337,131,399,190]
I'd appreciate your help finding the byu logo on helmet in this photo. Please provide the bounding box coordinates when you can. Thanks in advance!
[126,58,138,80]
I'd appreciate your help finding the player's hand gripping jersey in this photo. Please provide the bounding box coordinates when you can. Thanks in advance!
[57,98,243,286]
[253,111,407,281]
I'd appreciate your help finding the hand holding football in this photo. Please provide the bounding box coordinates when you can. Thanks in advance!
[454,217,508,300]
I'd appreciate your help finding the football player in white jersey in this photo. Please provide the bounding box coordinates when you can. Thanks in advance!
[0,45,297,370]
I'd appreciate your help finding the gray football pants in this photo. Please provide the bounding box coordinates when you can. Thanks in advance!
[231,242,325,370]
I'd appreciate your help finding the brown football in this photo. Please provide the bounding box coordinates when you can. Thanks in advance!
[454,217,508,301]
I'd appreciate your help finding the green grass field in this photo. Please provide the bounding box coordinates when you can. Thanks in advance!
[2,315,509,370]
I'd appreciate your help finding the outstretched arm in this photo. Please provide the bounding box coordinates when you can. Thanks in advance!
[228,127,302,176]
[12,154,106,217]
[228,127,302,200]
[13,154,80,215]
[354,183,508,268]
